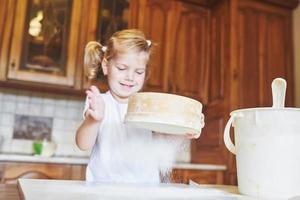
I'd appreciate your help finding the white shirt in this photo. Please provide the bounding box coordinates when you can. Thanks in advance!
[83,91,160,184]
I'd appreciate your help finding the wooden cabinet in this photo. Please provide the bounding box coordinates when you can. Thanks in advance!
[133,0,230,172]
[171,168,225,184]
[0,162,86,184]
[0,0,81,88]
[236,0,294,108]
[133,0,297,184]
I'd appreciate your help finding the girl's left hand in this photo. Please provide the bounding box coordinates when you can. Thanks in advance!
[185,113,205,139]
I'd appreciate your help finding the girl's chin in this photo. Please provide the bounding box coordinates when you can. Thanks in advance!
[112,90,137,101]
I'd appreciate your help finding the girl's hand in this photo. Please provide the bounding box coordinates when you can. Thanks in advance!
[85,85,105,122]
[186,113,205,139]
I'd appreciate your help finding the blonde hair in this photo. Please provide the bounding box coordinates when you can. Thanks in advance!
[84,29,152,80]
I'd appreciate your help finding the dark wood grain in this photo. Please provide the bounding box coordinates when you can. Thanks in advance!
[0,184,20,200]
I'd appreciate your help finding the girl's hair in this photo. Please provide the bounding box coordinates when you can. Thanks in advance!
[84,29,152,80]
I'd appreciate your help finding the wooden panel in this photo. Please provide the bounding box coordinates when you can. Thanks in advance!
[70,165,86,180]
[1,162,71,184]
[76,0,99,90]
[196,115,224,149]
[262,13,294,106]
[192,106,228,164]
[0,184,20,200]
[251,0,299,9]
[208,1,228,105]
[191,1,229,166]
[237,2,294,108]
[171,169,225,184]
[0,0,8,51]
[237,9,261,108]
[171,2,210,103]
[133,0,174,92]
[0,0,17,81]
[7,0,82,86]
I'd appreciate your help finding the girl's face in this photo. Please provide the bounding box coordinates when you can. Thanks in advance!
[102,51,148,103]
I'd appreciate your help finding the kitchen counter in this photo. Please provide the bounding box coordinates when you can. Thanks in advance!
[0,154,227,170]
[0,153,88,165]
[15,179,254,200]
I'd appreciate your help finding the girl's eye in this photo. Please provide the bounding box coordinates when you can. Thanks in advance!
[136,70,145,75]
[116,66,126,70]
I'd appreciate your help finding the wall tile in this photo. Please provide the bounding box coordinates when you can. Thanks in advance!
[41,105,55,117]
[2,101,16,113]
[1,140,12,152]
[53,119,65,131]
[0,113,14,127]
[0,126,13,139]
[54,106,67,118]
[30,95,43,104]
[43,93,56,105]
[66,107,79,120]
[16,102,29,115]
[28,104,42,116]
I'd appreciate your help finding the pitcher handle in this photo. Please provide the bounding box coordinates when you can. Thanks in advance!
[224,114,241,155]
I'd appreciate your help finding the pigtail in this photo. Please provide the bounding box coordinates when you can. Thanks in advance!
[84,41,105,79]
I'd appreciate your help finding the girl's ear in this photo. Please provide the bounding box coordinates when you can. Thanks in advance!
[102,58,108,75]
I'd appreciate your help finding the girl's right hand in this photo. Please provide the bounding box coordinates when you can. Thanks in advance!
[85,85,105,122]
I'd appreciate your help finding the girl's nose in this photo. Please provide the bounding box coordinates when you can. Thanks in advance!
[126,72,134,81]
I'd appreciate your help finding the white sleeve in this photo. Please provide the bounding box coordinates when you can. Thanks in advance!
[82,96,89,119]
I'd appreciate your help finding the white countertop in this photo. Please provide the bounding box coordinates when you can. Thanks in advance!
[0,153,227,170]
[18,179,251,200]
[0,153,89,165]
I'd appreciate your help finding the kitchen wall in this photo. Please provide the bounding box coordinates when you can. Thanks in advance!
[294,4,300,107]
[0,88,88,157]
[0,88,191,162]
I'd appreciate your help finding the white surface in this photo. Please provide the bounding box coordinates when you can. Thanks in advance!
[18,179,252,200]
[0,154,89,165]
[0,154,226,170]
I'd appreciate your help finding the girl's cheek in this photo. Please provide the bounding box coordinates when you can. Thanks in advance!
[137,75,146,84]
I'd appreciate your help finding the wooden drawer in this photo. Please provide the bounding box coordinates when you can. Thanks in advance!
[0,162,86,184]
[171,168,225,185]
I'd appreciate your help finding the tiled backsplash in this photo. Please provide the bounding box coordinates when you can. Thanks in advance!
[0,88,88,157]
[0,88,191,162]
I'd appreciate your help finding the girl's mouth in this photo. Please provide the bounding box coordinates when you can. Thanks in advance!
[120,82,135,89]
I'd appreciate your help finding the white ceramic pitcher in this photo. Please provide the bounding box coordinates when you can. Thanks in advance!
[224,78,300,199]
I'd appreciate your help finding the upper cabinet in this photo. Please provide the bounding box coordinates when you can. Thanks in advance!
[236,0,295,108]
[130,0,174,92]
[2,0,82,87]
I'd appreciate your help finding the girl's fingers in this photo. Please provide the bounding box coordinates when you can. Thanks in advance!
[186,133,194,139]
[90,85,101,95]
[86,90,94,97]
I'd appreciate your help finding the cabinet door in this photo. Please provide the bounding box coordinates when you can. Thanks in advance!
[6,0,82,87]
[237,0,294,108]
[0,162,86,184]
[169,2,210,101]
[130,0,175,92]
[1,162,71,184]
[171,169,225,184]
[167,2,230,166]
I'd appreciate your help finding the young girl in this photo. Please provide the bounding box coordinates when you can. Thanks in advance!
[76,29,202,184]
